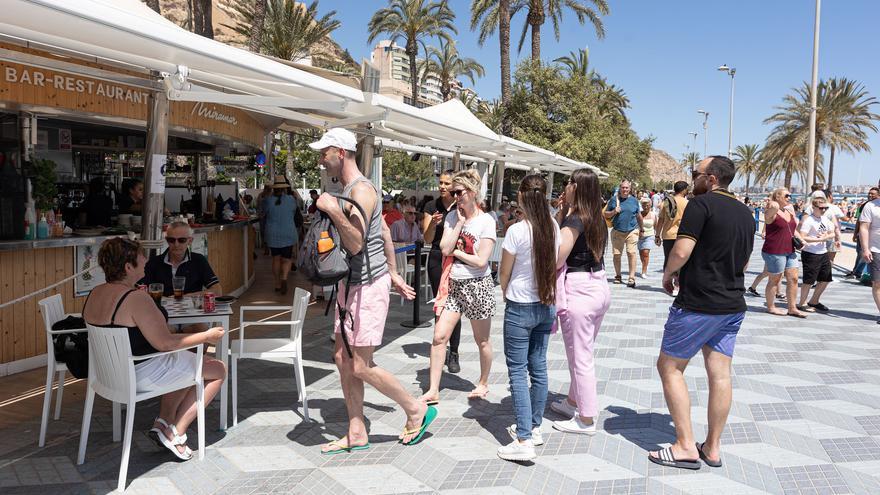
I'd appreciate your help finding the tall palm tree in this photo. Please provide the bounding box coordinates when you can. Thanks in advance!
[759,130,825,190]
[226,0,340,61]
[191,0,214,39]
[471,0,513,132]
[732,144,761,194]
[512,0,609,61]
[419,40,485,101]
[592,75,629,122]
[368,0,457,107]
[476,99,504,132]
[249,0,268,52]
[554,47,591,78]
[764,81,826,184]
[820,78,879,190]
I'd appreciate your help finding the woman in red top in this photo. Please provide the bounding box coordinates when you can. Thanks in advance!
[762,188,807,317]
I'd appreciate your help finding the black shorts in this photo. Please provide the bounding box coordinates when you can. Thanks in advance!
[801,251,832,285]
[270,246,293,259]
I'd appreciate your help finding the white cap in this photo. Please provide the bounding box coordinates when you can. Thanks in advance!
[308,128,358,152]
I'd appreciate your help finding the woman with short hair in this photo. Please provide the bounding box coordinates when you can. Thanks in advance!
[82,238,226,460]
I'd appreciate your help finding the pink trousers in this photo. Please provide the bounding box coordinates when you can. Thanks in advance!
[558,270,610,418]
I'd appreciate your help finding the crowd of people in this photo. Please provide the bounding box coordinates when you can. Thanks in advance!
[84,126,880,468]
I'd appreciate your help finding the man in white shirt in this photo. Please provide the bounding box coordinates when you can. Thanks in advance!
[798,197,836,312]
[390,206,424,244]
[858,185,880,324]
[822,190,844,264]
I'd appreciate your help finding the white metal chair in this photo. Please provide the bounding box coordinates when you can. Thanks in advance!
[77,323,205,492]
[37,294,82,447]
[231,287,310,426]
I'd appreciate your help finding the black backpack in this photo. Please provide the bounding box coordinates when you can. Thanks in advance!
[297,194,373,358]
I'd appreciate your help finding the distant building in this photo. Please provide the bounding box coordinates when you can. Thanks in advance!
[370,40,467,108]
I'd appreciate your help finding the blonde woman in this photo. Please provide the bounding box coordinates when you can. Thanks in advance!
[421,170,496,403]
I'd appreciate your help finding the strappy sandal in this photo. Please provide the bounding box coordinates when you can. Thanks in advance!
[147,417,168,450]
[156,422,193,461]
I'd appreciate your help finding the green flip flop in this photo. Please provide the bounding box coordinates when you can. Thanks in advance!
[401,405,438,446]
[321,439,371,455]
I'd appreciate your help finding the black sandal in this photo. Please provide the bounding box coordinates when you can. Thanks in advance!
[697,442,722,467]
[648,447,701,470]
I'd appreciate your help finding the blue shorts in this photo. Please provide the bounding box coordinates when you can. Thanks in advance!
[761,251,798,274]
[661,306,745,359]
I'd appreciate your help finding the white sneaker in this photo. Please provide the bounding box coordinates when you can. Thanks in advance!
[550,399,577,418]
[497,439,536,461]
[553,416,597,435]
[636,272,645,279]
[507,424,543,446]
[641,272,651,279]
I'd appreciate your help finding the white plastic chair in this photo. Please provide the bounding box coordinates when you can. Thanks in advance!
[77,323,205,492]
[37,294,82,447]
[395,250,414,305]
[489,236,505,264]
[231,287,310,426]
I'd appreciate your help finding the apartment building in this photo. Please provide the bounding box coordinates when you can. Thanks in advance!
[370,40,463,108]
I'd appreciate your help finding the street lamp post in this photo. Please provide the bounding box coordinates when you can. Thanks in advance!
[806,0,822,190]
[718,65,736,157]
[698,110,709,157]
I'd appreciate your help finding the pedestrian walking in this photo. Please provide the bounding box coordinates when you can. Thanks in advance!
[649,156,754,470]
[551,169,611,436]
[421,170,463,374]
[420,169,496,404]
[603,180,643,288]
[797,196,836,313]
[847,187,879,280]
[263,176,300,295]
[308,128,435,453]
[654,181,689,270]
[858,184,880,324]
[496,175,560,462]
[760,188,807,318]
[638,197,655,279]
[823,190,845,265]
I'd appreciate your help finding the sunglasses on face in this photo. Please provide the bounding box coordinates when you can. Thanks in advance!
[166,237,190,244]
[450,189,466,197]
[784,194,792,199]
[815,206,828,211]
[404,211,416,215]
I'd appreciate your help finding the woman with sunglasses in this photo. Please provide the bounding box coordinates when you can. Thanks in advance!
[798,196,837,312]
[760,188,807,317]
[421,169,496,404]
[551,169,610,435]
[496,175,559,461]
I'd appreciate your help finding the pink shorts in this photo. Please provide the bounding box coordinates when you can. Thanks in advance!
[334,272,391,347]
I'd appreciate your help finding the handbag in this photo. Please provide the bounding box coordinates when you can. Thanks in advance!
[784,214,803,251]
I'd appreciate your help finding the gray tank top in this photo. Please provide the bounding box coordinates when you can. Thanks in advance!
[339,177,387,285]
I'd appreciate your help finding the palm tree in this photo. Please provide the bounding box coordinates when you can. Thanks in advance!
[476,99,505,132]
[368,0,457,107]
[554,47,592,78]
[681,152,700,173]
[759,130,825,190]
[512,0,609,61]
[733,144,761,194]
[820,78,879,190]
[225,0,339,61]
[192,0,213,39]
[592,76,629,122]
[419,40,485,101]
[471,0,513,132]
[249,0,268,52]
[143,0,160,14]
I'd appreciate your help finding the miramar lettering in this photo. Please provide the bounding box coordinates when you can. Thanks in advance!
[4,66,149,104]
[191,101,238,126]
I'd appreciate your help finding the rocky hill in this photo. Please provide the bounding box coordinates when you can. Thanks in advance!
[645,149,688,186]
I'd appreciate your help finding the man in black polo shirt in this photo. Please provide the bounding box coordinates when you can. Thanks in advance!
[143,221,222,332]
[648,156,754,470]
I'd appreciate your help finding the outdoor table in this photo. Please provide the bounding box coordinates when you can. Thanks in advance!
[161,296,233,430]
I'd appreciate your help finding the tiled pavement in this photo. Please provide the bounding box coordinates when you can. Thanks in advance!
[1,240,879,494]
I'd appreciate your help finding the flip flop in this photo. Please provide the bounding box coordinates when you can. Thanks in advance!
[697,442,722,467]
[648,447,701,470]
[786,312,807,319]
[321,439,370,455]
[401,405,438,446]
[420,396,440,406]
[467,388,489,400]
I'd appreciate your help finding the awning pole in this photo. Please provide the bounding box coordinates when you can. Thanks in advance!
[452,151,461,172]
[142,79,169,243]
[491,160,505,210]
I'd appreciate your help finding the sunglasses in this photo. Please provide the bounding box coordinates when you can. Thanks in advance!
[404,211,416,215]
[166,237,191,244]
[815,206,829,211]
[450,189,466,197]
[784,194,792,199]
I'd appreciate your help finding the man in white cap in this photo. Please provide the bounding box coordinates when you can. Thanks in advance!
[310,128,437,453]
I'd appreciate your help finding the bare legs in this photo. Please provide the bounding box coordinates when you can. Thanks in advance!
[784,268,805,316]
[765,273,785,315]
[420,310,492,401]
[271,255,293,291]
[154,358,226,454]
[799,281,830,307]
[322,339,427,451]
[640,249,650,277]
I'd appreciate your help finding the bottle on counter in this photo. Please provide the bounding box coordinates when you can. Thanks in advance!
[24,202,37,240]
[37,213,49,239]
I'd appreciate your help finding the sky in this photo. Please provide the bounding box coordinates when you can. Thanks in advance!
[322,0,879,187]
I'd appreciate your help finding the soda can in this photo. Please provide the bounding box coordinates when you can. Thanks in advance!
[136,284,148,292]
[203,292,216,313]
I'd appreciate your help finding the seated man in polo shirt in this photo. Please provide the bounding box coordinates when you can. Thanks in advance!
[142,221,222,332]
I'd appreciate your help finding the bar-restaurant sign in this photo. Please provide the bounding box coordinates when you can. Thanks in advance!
[0,60,263,146]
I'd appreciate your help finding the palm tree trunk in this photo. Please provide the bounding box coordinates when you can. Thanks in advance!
[784,164,793,190]
[407,43,419,107]
[745,173,750,196]
[827,145,835,191]
[530,22,541,61]
[191,0,213,39]
[499,0,511,133]
[143,0,160,14]
[248,0,267,53]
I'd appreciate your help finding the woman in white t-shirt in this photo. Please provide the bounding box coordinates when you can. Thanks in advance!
[495,175,560,462]
[420,170,496,404]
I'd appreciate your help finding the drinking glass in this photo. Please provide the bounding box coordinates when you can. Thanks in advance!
[148,283,164,304]
[172,276,186,300]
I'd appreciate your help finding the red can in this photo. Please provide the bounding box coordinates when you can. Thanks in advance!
[203,292,216,313]
[136,284,148,292]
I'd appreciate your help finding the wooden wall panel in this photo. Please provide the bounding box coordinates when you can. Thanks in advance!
[1,252,13,363]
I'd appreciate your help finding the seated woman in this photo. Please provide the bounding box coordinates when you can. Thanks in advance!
[82,237,227,460]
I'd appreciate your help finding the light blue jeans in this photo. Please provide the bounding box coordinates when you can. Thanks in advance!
[503,300,556,440]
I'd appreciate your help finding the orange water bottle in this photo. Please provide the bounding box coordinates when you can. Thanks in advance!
[317,231,335,254]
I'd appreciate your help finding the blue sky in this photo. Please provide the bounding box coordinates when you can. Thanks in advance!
[324,0,879,187]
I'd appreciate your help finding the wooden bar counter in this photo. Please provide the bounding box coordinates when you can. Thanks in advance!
[0,219,256,374]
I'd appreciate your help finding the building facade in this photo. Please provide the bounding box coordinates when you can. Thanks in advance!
[370,40,463,108]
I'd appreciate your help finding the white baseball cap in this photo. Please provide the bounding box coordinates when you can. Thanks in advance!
[308,128,358,152]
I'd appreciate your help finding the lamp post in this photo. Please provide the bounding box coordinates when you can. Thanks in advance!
[697,110,709,157]
[806,0,822,190]
[718,64,736,157]
[688,131,698,172]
